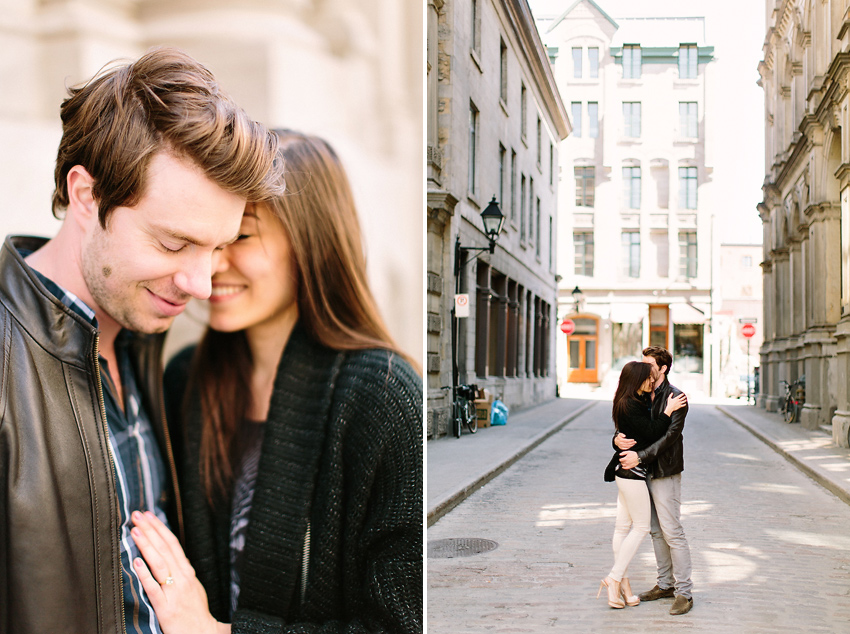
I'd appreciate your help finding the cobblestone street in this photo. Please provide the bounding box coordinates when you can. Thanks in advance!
[427,403,850,633]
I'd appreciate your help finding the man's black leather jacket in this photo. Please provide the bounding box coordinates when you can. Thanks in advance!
[614,376,688,479]
[0,236,181,633]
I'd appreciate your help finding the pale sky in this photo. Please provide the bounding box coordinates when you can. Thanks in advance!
[530,0,766,244]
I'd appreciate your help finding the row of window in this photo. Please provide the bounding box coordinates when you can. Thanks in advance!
[569,101,698,139]
[470,106,555,266]
[619,44,699,80]
[574,166,698,210]
[574,230,698,279]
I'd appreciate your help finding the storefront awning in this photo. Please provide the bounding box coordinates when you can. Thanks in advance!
[670,302,707,324]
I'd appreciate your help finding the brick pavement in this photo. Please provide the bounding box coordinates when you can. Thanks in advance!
[427,398,595,525]
[427,402,850,633]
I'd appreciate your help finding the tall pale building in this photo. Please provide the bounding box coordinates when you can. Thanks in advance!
[535,0,716,394]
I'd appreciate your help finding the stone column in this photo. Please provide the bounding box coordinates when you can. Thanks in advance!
[801,202,841,429]
[426,191,457,438]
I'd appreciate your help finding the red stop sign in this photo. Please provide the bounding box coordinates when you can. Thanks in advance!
[560,318,576,335]
[742,323,756,338]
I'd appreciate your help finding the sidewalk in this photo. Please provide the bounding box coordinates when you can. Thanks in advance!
[426,397,596,526]
[716,402,850,506]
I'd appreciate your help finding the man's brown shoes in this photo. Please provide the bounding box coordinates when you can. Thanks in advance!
[669,595,693,615]
[637,585,675,601]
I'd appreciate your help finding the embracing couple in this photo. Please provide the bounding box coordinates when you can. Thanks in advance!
[599,346,694,616]
[0,49,422,633]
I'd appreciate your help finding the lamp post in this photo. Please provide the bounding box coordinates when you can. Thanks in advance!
[571,285,583,314]
[451,197,505,435]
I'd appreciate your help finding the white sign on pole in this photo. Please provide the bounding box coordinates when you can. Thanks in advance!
[455,293,470,318]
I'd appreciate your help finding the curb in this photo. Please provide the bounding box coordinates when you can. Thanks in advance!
[716,405,850,507]
[427,401,597,527]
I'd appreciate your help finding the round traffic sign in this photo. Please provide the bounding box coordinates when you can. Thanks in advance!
[560,318,576,335]
[742,323,756,338]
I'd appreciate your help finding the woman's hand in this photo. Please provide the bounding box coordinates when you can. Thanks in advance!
[664,392,688,416]
[131,511,231,634]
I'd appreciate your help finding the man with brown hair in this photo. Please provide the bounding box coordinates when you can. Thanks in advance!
[0,48,283,633]
[615,345,694,615]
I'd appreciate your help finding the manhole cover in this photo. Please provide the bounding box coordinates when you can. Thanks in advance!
[428,538,499,558]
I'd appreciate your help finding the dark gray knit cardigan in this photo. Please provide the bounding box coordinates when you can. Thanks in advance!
[164,324,423,633]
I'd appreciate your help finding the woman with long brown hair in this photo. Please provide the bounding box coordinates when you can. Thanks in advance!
[129,129,422,633]
[598,361,685,609]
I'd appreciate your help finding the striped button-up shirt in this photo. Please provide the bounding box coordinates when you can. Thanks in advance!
[32,265,167,634]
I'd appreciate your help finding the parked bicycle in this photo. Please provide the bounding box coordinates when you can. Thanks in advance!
[779,376,805,423]
[442,384,480,437]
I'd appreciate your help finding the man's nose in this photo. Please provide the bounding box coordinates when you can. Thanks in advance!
[173,253,213,300]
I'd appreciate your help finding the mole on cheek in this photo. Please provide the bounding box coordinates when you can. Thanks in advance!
[102,266,112,278]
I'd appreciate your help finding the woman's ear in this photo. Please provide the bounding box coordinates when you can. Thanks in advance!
[66,165,99,230]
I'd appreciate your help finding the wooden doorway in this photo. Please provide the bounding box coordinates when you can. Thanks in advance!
[567,315,599,383]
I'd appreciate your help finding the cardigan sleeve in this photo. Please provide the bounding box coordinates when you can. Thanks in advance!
[231,350,423,634]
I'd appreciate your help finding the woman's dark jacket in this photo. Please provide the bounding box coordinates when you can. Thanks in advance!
[604,395,671,482]
[165,324,423,633]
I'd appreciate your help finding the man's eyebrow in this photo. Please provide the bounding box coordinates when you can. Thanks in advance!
[161,229,204,246]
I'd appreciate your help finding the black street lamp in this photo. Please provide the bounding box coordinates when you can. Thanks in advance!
[450,197,505,436]
[571,285,583,314]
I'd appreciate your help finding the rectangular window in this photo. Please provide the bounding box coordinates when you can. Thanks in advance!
[575,166,595,207]
[535,197,541,257]
[742,255,753,267]
[510,150,517,222]
[520,174,527,241]
[529,177,534,243]
[623,166,641,209]
[549,216,553,270]
[679,44,698,79]
[679,166,698,209]
[572,47,582,78]
[679,102,698,138]
[468,102,478,195]
[571,102,582,138]
[549,143,554,186]
[521,83,527,139]
[589,47,599,78]
[574,232,594,276]
[500,39,508,102]
[537,117,542,165]
[679,231,697,278]
[622,231,640,278]
[499,144,506,207]
[588,102,598,138]
[623,102,641,137]
[471,0,480,53]
[622,45,641,79]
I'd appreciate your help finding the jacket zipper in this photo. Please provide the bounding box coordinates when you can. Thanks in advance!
[94,334,127,634]
[300,522,311,606]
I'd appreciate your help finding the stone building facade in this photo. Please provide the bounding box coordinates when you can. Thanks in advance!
[0,0,422,364]
[427,0,570,438]
[758,0,850,444]
[535,1,716,396]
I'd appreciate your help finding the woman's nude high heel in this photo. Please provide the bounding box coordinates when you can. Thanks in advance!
[596,577,625,609]
[619,577,640,607]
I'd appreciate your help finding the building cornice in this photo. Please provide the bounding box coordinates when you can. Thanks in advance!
[500,0,571,139]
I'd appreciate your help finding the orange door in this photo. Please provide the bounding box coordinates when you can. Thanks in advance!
[567,316,598,383]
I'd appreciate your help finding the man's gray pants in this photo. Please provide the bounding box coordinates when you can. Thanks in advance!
[646,473,693,599]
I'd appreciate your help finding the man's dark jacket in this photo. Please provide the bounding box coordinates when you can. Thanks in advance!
[0,236,181,634]
[635,377,688,478]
